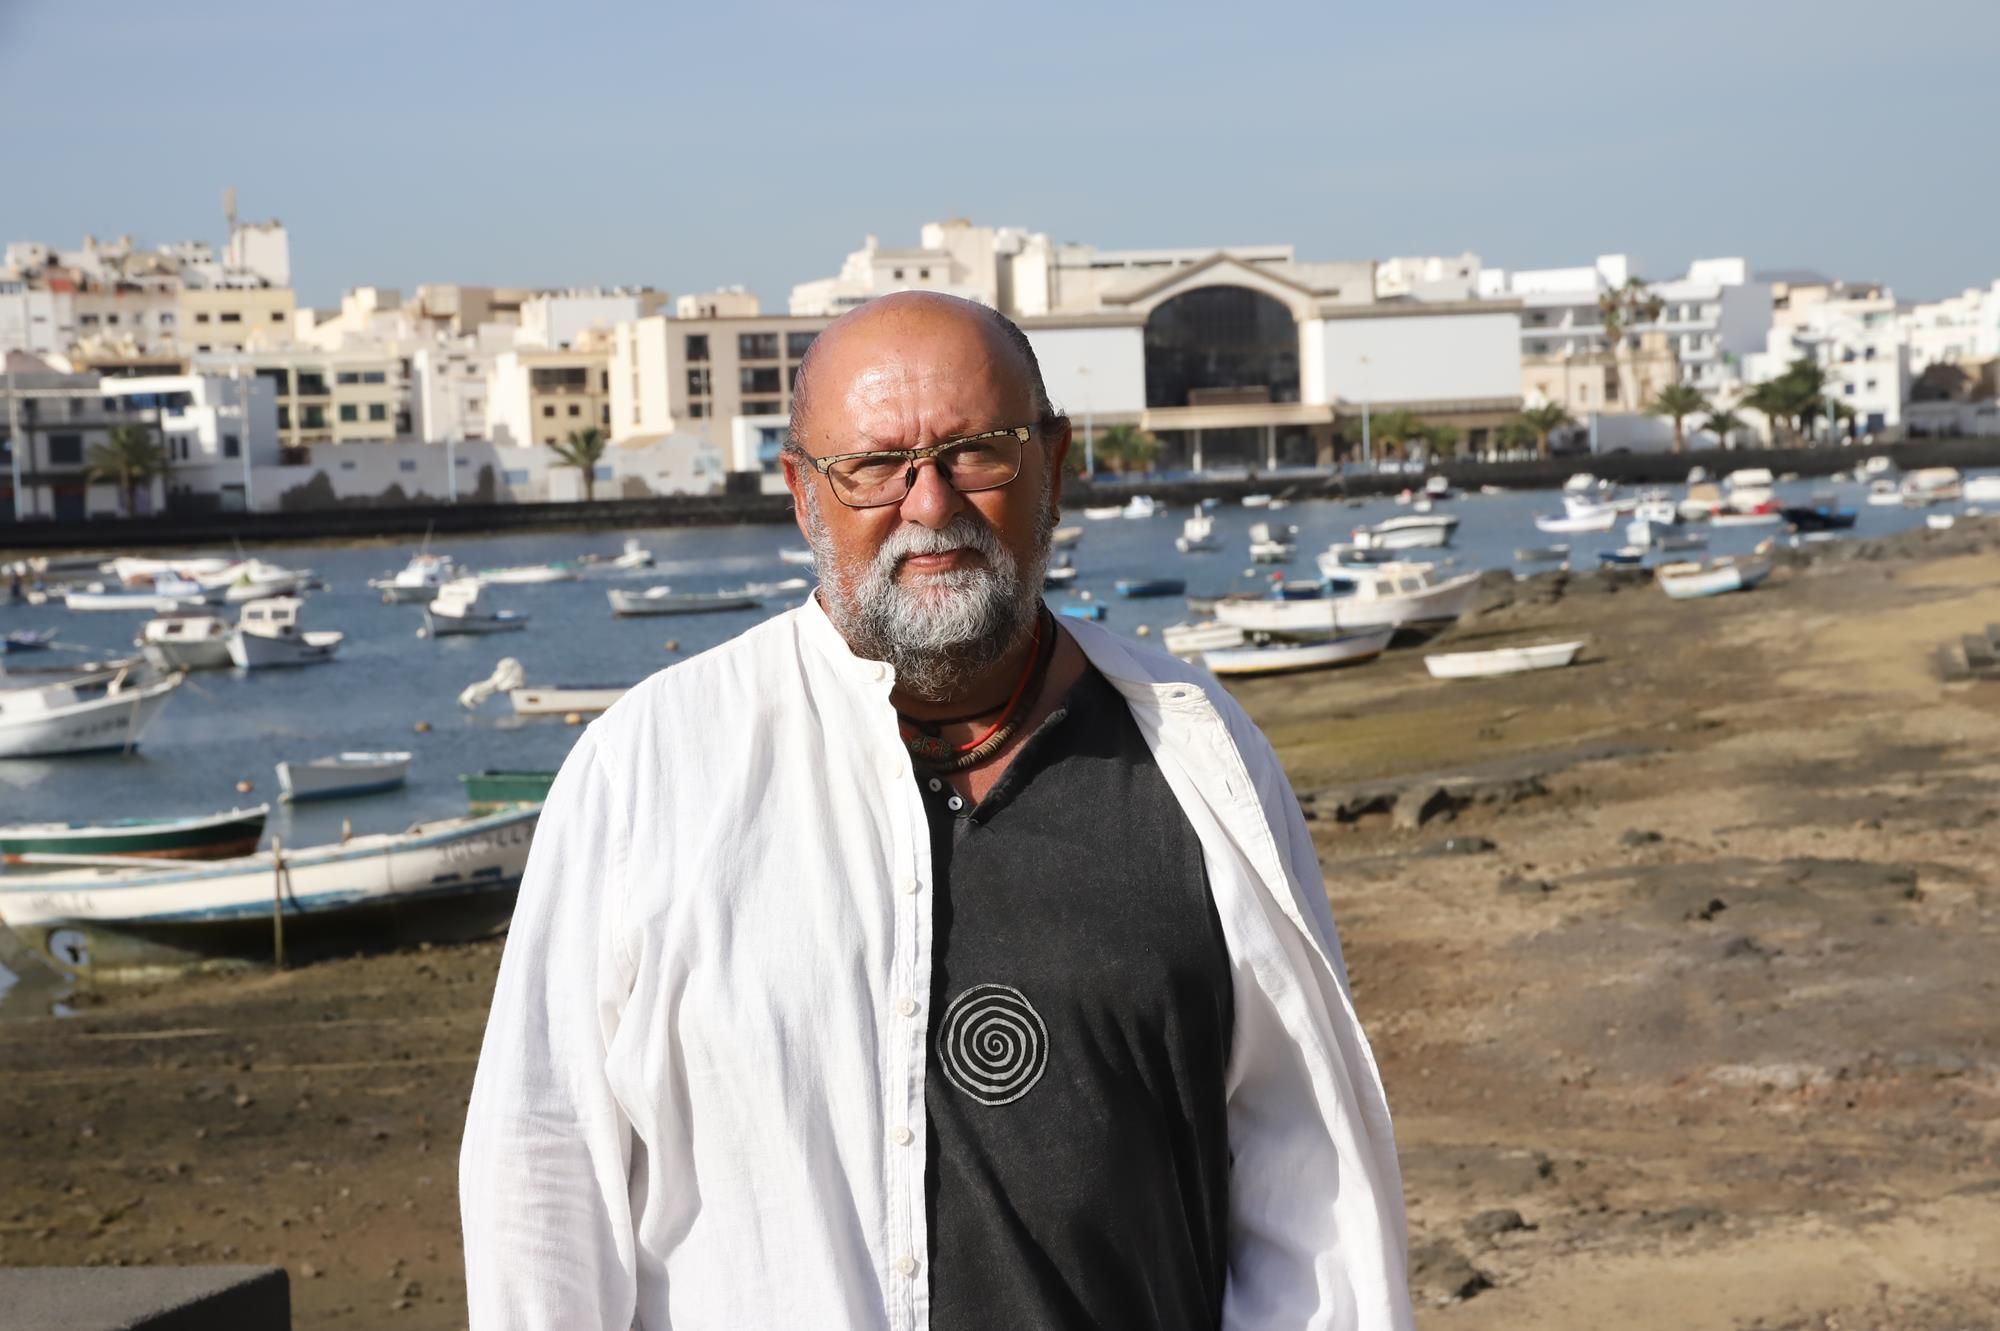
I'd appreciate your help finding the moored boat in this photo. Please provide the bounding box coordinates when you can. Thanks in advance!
[227,596,343,669]
[1533,508,1618,534]
[1657,557,1773,600]
[1248,521,1297,563]
[369,552,461,604]
[477,563,577,586]
[425,579,528,636]
[459,770,557,814]
[138,613,233,671]
[0,667,183,759]
[1203,626,1394,677]
[2,629,57,654]
[1351,514,1458,550]
[1114,578,1186,599]
[1175,512,1220,553]
[276,752,413,802]
[1058,603,1106,621]
[510,684,630,717]
[0,808,540,976]
[1424,640,1586,679]
[1,805,267,864]
[607,586,760,617]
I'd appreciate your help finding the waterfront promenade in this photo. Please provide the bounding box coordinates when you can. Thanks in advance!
[2,520,1997,1327]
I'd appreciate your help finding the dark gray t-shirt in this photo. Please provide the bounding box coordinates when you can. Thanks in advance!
[916,665,1234,1331]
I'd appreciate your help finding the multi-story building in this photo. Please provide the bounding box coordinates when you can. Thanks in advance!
[177,283,296,354]
[1745,294,1910,437]
[487,343,613,448]
[1522,332,1681,418]
[1901,281,2000,374]
[0,280,76,358]
[610,313,830,470]
[195,348,409,448]
[1479,255,1772,404]
[1,353,127,520]
[98,373,282,513]
[675,287,760,319]
[517,288,668,351]
[1375,253,1482,300]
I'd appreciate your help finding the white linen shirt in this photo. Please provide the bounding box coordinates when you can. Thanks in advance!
[460,595,1413,1330]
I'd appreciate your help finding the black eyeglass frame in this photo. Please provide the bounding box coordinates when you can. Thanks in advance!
[802,424,1041,510]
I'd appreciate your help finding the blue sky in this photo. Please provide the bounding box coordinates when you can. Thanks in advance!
[2,0,1993,306]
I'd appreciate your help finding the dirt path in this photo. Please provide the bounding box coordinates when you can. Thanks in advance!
[3,525,1998,1329]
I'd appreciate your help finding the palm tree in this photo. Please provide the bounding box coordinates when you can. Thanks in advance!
[1647,383,1711,454]
[1366,409,1424,460]
[1596,276,1665,409]
[550,427,609,502]
[1494,418,1539,458]
[1741,380,1794,445]
[86,424,167,517]
[1092,423,1160,475]
[1519,403,1575,458]
[1700,408,1746,451]
[1419,422,1462,461]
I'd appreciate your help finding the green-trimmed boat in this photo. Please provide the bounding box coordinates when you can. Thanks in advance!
[1,805,268,865]
[458,770,556,814]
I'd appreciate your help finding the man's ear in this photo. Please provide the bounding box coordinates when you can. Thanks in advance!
[1045,418,1073,514]
[780,449,815,545]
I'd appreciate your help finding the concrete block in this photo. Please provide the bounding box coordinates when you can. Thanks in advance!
[0,1266,290,1330]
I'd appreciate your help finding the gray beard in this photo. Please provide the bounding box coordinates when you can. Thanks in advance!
[803,483,1055,702]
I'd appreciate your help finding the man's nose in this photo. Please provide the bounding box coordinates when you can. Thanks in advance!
[897,459,962,529]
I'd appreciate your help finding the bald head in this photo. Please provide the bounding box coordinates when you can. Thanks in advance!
[788,292,1057,452]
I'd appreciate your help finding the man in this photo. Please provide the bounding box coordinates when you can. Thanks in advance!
[461,293,1411,1329]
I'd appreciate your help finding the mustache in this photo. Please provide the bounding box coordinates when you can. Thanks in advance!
[877,514,1005,570]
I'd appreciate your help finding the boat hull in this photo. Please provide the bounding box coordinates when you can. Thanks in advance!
[424,609,527,636]
[227,630,342,668]
[1425,640,1586,679]
[141,639,234,672]
[606,590,759,617]
[1,807,267,863]
[509,686,628,716]
[459,770,557,813]
[1352,519,1457,550]
[0,677,179,759]
[278,755,412,802]
[1204,627,1394,677]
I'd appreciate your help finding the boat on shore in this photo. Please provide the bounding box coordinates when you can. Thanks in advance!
[276,752,412,803]
[459,770,557,814]
[1161,622,1247,658]
[0,667,183,759]
[1424,640,1586,679]
[607,586,760,617]
[1,805,268,864]
[1215,562,1480,636]
[227,597,343,669]
[1203,626,1394,677]
[0,808,540,976]
[1657,557,1772,600]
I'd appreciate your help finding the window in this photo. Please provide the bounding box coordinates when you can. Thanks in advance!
[339,404,359,422]
[918,268,930,280]
[368,403,387,421]
[686,334,709,362]
[504,468,531,484]
[542,405,556,417]
[220,311,242,324]
[740,366,781,394]
[567,403,580,416]
[786,330,817,358]
[48,434,83,465]
[1863,380,1877,392]
[1844,384,1856,396]
[195,312,211,323]
[362,370,386,384]
[223,434,240,458]
[197,344,212,353]
[271,311,284,321]
[399,459,417,473]
[277,406,291,428]
[690,402,707,418]
[687,368,711,395]
[302,406,326,429]
[893,269,905,280]
[743,398,782,416]
[336,371,362,385]
[593,465,613,480]
[160,313,175,327]
[80,313,100,326]
[106,314,120,326]
[738,332,779,359]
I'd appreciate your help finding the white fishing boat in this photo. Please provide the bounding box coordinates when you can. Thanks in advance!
[369,552,461,604]
[1962,475,2000,504]
[1926,513,1956,531]
[1051,526,1083,548]
[1632,493,1679,527]
[1082,504,1124,520]
[1679,482,1730,521]
[1161,622,1246,658]
[424,579,528,636]
[477,563,577,586]
[1657,557,1773,600]
[1424,640,1586,679]
[608,538,655,570]
[1533,508,1618,534]
[0,807,540,976]
[0,667,183,759]
[1121,495,1158,519]
[63,572,214,613]
[1248,521,1297,563]
[778,547,818,566]
[276,751,413,803]
[1175,512,1220,553]
[1203,626,1395,677]
[1217,562,1480,636]
[103,555,236,589]
[1865,478,1905,507]
[1241,493,1274,508]
[606,586,761,616]
[1351,514,1459,550]
[227,597,343,669]
[1900,467,1963,505]
[216,559,313,604]
[1313,543,1397,578]
[137,613,234,671]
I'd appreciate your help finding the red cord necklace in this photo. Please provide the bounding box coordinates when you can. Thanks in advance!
[898,613,1050,771]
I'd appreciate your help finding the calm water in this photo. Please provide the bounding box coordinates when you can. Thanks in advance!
[0,471,1974,1001]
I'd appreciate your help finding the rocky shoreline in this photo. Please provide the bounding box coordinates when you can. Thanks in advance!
[3,521,1998,1329]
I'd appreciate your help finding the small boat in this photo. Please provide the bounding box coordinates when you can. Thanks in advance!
[1679,483,1730,522]
[1781,505,1858,532]
[607,586,760,617]
[1204,626,1395,677]
[1248,521,1297,564]
[103,556,236,589]
[1597,547,1647,566]
[1563,473,1604,494]
[1424,475,1454,500]
[1314,544,1396,579]
[1351,514,1459,550]
[1961,475,2000,504]
[1514,544,1570,564]
[510,684,630,717]
[2,629,57,654]
[778,548,818,567]
[137,613,233,671]
[1051,526,1083,548]
[0,808,540,976]
[1082,505,1124,520]
[63,573,214,613]
[1218,562,1480,636]
[1859,455,1896,479]
[478,563,577,586]
[1927,513,1956,531]
[1900,468,1963,505]
[1533,509,1618,534]
[1424,640,1586,680]
[276,752,413,803]
[1241,494,1274,508]
[426,579,528,636]
[369,552,461,604]
[1161,622,1246,657]
[217,559,314,604]
[1709,507,1782,529]
[1658,557,1773,600]
[1058,603,1106,621]
[227,597,344,669]
[0,667,183,759]
[460,770,557,814]
[1478,485,1509,496]
[1175,513,1220,553]
[1115,578,1186,599]
[1121,496,1158,520]
[1865,479,1903,507]
[1041,565,1078,590]
[1,805,267,864]
[606,538,655,571]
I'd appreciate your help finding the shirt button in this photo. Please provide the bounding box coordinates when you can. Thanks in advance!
[895,1254,918,1277]
[896,996,918,1017]
[898,878,919,896]
[946,795,965,812]
[926,778,943,792]
[891,1125,914,1147]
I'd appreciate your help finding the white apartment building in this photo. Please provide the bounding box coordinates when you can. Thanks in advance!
[1480,255,1772,401]
[1375,253,1482,300]
[0,281,76,358]
[98,373,282,513]
[487,343,613,449]
[676,287,761,319]
[1744,293,1910,437]
[1902,280,2000,373]
[517,288,668,351]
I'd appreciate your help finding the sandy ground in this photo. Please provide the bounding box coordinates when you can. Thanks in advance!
[3,523,1999,1329]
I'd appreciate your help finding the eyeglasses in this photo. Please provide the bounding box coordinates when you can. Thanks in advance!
[803,425,1036,510]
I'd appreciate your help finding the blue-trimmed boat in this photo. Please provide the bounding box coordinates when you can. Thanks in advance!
[0,807,538,976]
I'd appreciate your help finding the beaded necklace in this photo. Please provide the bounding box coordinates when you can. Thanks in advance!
[899,611,1055,773]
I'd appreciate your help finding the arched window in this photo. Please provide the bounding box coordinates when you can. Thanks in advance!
[1143,286,1300,409]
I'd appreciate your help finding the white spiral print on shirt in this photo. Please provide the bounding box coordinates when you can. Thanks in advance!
[938,983,1048,1106]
